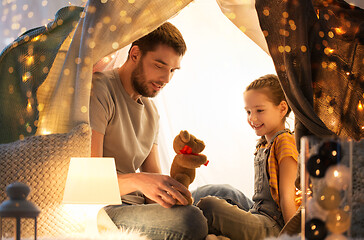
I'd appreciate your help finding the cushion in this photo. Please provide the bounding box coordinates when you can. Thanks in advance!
[0,123,91,237]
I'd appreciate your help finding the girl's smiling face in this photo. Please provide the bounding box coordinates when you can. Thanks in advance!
[244,89,288,142]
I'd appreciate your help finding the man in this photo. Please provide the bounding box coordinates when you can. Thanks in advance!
[89,22,207,239]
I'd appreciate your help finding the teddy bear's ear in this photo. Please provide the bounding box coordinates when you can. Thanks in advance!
[180,130,190,143]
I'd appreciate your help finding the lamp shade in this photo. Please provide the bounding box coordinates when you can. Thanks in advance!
[62,157,121,205]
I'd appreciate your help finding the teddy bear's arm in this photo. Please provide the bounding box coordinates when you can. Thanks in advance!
[173,154,208,169]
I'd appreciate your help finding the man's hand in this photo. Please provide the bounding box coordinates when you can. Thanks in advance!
[116,144,190,208]
[134,172,191,208]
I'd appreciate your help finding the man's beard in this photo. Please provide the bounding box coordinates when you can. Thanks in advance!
[131,60,158,98]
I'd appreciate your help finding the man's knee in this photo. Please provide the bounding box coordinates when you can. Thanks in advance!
[176,205,208,239]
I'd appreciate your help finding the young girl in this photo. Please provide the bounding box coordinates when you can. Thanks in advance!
[196,74,299,239]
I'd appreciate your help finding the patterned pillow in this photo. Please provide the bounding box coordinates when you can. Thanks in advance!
[0,123,91,237]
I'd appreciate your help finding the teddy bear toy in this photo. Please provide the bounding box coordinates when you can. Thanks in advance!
[170,130,209,205]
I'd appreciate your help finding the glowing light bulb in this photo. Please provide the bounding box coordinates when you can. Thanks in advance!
[22,72,31,82]
[334,27,346,35]
[324,48,334,55]
[316,9,320,19]
[315,186,341,210]
[41,129,51,135]
[358,101,363,111]
[26,99,32,113]
[325,165,350,190]
[326,209,350,234]
[32,35,41,42]
[26,55,34,65]
[102,57,110,63]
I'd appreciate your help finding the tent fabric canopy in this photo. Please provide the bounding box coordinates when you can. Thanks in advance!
[0,0,363,237]
[220,0,364,144]
[0,6,84,143]
[255,0,364,143]
[0,0,193,143]
[0,0,362,145]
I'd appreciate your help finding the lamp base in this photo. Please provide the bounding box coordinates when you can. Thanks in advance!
[84,209,100,236]
[63,204,105,236]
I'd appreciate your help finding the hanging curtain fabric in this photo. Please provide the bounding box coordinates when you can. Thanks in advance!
[255,0,364,143]
[0,6,83,144]
[217,0,364,144]
[0,0,193,144]
[216,0,269,55]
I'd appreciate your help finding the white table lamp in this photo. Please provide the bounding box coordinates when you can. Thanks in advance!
[62,157,121,235]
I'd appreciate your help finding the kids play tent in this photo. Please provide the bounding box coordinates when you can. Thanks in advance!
[0,0,363,237]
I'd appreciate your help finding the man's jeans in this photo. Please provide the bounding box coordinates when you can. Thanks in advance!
[192,184,253,211]
[104,203,207,240]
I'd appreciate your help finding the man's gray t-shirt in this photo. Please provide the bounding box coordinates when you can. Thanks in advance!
[90,69,159,174]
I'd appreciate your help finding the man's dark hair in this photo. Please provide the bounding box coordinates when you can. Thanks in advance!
[129,22,187,56]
